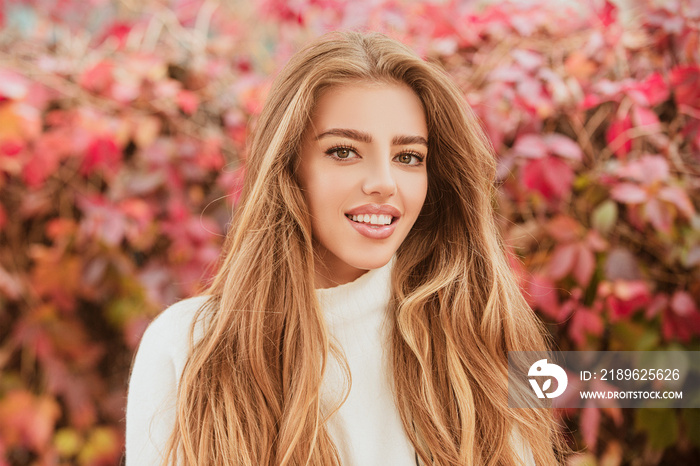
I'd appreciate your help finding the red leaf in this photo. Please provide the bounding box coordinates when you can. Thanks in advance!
[606,115,632,158]
[610,183,648,204]
[605,280,651,321]
[627,72,669,107]
[569,306,603,348]
[81,137,122,178]
[79,61,114,94]
[663,294,700,342]
[177,89,199,115]
[522,155,573,200]
[597,0,617,27]
[94,21,133,49]
[670,65,700,114]
[22,138,66,188]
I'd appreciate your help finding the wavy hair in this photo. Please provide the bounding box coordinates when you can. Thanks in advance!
[163,30,566,465]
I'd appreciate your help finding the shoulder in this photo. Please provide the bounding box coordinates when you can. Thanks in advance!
[134,295,211,375]
[142,295,210,343]
[126,295,210,465]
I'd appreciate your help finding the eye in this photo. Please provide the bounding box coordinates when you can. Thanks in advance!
[325,144,359,161]
[395,151,425,166]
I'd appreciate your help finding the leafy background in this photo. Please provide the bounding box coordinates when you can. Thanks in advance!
[0,0,699,464]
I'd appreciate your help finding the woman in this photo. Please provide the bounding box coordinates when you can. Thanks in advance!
[126,30,566,465]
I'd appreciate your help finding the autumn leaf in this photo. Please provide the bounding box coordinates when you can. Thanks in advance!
[606,114,632,158]
[522,155,574,201]
[580,401,601,450]
[0,390,61,452]
[78,61,114,95]
[670,65,700,115]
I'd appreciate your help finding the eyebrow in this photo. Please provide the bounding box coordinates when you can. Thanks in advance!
[315,128,428,147]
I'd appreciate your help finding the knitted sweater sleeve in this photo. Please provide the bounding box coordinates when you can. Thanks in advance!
[125,296,208,466]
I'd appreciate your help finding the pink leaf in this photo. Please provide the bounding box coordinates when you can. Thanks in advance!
[670,291,698,316]
[631,105,661,130]
[615,154,669,184]
[580,402,601,449]
[512,134,548,159]
[548,243,577,280]
[177,90,199,115]
[610,183,648,204]
[546,215,581,243]
[511,49,543,71]
[658,186,695,218]
[544,134,583,161]
[78,61,114,94]
[644,198,673,233]
[573,243,595,287]
[0,70,29,101]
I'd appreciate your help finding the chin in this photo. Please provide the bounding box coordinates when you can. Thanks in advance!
[344,251,394,272]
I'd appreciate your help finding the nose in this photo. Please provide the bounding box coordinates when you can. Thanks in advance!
[362,156,397,197]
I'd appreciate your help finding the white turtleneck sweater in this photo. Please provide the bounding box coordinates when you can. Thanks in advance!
[125,259,534,465]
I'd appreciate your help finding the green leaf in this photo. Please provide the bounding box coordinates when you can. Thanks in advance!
[591,200,618,235]
[635,408,679,451]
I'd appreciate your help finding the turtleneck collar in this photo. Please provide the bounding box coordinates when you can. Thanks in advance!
[315,256,394,328]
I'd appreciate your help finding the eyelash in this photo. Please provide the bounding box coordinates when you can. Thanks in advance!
[324,144,425,165]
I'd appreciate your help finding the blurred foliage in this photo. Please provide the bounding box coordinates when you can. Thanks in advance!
[0,0,699,464]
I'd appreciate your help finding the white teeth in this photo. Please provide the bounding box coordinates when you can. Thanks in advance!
[348,214,394,225]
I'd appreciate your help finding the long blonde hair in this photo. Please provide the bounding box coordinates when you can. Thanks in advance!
[164,30,566,465]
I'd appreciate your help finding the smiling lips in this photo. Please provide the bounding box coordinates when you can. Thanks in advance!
[344,204,401,239]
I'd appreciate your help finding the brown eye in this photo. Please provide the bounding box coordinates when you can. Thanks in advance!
[396,152,423,165]
[336,148,351,158]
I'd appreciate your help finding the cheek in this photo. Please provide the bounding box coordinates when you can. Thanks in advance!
[403,173,428,216]
[303,166,349,216]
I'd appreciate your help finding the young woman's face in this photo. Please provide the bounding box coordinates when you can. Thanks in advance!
[298,82,429,288]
